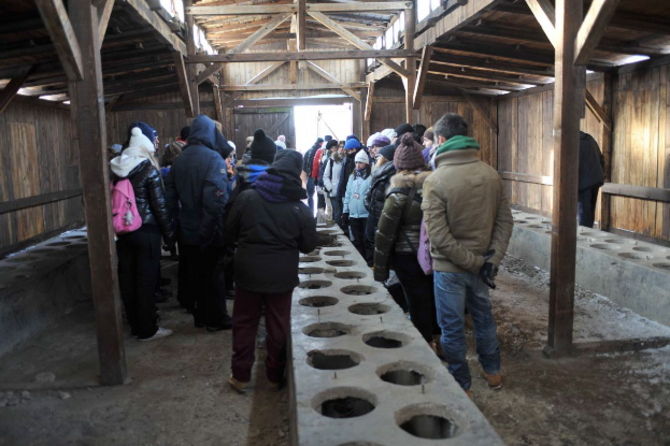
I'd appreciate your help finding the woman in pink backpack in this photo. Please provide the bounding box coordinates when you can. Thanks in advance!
[110,122,174,341]
[373,133,438,345]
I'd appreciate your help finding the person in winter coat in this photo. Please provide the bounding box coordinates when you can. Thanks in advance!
[364,144,397,260]
[421,113,513,394]
[337,137,361,199]
[578,131,605,228]
[226,150,317,393]
[322,140,345,227]
[236,129,276,197]
[166,114,231,331]
[373,133,436,343]
[421,129,435,165]
[302,137,323,212]
[111,122,174,341]
[342,150,372,260]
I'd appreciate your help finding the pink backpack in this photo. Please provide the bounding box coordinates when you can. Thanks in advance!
[417,219,433,275]
[111,179,142,234]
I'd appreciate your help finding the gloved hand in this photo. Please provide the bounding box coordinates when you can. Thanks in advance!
[479,249,497,289]
[340,212,350,227]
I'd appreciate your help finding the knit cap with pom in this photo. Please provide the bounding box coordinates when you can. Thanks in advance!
[393,132,426,170]
[250,129,277,164]
[354,149,370,164]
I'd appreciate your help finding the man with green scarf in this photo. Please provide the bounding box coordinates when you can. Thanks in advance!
[421,113,513,396]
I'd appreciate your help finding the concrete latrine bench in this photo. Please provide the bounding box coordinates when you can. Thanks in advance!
[288,225,504,446]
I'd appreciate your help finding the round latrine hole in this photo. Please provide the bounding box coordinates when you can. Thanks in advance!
[303,322,351,338]
[335,271,366,280]
[299,267,325,275]
[299,296,338,308]
[324,250,348,257]
[313,387,376,419]
[632,246,652,252]
[349,302,390,315]
[342,285,377,296]
[298,280,332,290]
[299,255,321,263]
[604,238,623,244]
[363,331,408,349]
[652,262,670,270]
[618,252,640,260]
[338,443,383,446]
[527,224,543,229]
[400,415,457,439]
[327,259,354,267]
[377,362,429,386]
[307,349,361,370]
[319,229,338,235]
[515,219,528,224]
[590,244,611,250]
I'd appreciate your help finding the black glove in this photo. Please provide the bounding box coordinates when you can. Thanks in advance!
[341,213,350,227]
[479,262,498,289]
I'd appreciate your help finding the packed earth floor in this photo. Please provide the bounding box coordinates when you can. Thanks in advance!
[0,255,668,446]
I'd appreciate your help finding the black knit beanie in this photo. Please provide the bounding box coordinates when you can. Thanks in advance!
[250,129,277,164]
[379,144,397,161]
[394,123,414,138]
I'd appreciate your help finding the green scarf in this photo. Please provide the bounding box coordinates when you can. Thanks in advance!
[435,135,480,156]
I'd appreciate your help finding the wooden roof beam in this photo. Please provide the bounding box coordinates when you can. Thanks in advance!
[305,61,361,101]
[574,0,622,65]
[220,82,366,91]
[97,0,115,49]
[308,11,410,78]
[0,66,35,113]
[413,46,433,109]
[188,2,411,15]
[34,0,84,81]
[123,0,186,53]
[245,61,287,85]
[174,51,194,116]
[524,0,556,47]
[188,49,414,63]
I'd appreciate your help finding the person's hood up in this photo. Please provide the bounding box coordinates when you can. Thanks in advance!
[110,127,158,178]
[254,150,306,203]
[215,130,234,159]
[187,114,218,150]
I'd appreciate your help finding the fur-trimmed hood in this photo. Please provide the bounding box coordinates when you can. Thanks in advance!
[389,170,431,189]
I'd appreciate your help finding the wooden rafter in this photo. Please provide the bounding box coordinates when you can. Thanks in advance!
[585,88,612,130]
[34,0,84,81]
[233,13,292,53]
[174,52,194,117]
[307,11,410,78]
[364,81,374,121]
[574,0,622,65]
[124,0,186,53]
[97,0,115,48]
[196,64,224,85]
[220,82,366,91]
[296,0,306,50]
[0,66,36,113]
[524,0,556,47]
[305,61,361,101]
[245,61,286,85]
[413,46,433,110]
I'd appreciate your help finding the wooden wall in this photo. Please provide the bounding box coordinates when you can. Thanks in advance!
[0,97,83,255]
[497,65,670,242]
[370,82,498,168]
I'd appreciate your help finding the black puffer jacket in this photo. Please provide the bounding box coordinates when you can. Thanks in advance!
[115,160,174,240]
[365,161,396,227]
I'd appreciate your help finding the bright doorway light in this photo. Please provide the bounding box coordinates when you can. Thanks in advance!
[293,103,353,154]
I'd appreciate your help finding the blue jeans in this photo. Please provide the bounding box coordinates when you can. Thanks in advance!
[434,271,500,390]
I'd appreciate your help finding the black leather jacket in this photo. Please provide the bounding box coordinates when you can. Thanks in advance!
[365,161,396,225]
[117,160,174,240]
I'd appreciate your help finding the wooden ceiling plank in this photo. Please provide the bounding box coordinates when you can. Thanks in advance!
[188,49,414,63]
[34,0,84,81]
[574,0,622,65]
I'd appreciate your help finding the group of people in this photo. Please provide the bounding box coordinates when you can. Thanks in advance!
[109,111,514,397]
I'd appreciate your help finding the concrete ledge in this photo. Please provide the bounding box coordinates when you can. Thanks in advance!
[508,211,670,326]
[0,229,91,356]
[289,226,504,446]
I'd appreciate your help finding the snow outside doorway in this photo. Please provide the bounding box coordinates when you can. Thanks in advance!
[293,103,353,154]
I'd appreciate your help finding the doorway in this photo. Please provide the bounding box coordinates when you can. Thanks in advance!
[293,103,353,154]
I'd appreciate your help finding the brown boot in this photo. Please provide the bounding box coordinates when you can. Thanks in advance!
[430,336,446,361]
[481,372,503,390]
[228,376,249,394]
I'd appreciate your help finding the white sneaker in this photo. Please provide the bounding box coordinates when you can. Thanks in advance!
[139,327,173,341]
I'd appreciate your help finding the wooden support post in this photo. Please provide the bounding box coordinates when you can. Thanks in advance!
[598,72,614,231]
[222,92,235,142]
[546,0,584,355]
[404,3,417,123]
[288,41,298,84]
[0,66,35,113]
[364,81,375,122]
[68,0,127,385]
[296,0,306,50]
[184,0,200,115]
[212,84,223,122]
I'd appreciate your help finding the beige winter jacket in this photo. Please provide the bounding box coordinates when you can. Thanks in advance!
[421,149,513,273]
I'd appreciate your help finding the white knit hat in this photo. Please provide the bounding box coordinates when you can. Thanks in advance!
[354,149,370,164]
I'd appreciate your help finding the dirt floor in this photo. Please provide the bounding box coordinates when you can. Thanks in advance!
[0,256,669,445]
